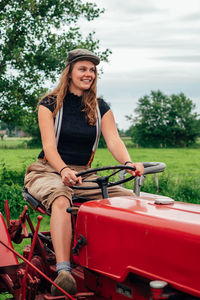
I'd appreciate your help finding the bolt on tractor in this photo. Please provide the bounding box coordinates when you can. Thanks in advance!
[0,163,200,300]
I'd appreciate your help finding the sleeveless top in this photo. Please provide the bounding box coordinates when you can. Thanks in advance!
[38,92,110,165]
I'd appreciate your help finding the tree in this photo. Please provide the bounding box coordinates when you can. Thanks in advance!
[0,0,111,139]
[126,90,200,147]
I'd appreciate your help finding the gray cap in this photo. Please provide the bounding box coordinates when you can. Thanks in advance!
[66,48,100,66]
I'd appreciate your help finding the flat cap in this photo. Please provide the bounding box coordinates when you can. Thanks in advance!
[66,48,100,66]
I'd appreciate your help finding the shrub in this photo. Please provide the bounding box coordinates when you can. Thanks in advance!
[0,163,32,217]
[98,134,107,148]
[140,172,200,204]
[27,138,42,149]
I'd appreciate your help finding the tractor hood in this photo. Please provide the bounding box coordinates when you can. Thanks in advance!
[75,194,200,297]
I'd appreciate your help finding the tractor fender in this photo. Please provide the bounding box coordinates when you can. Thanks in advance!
[0,213,18,267]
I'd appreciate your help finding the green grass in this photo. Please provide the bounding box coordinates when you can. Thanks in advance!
[0,148,39,172]
[93,148,200,203]
[94,148,200,178]
[1,146,200,178]
[1,137,200,178]
[0,137,31,149]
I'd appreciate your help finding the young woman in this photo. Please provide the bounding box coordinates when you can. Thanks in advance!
[24,48,144,296]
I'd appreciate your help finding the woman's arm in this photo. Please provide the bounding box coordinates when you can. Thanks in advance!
[38,105,82,185]
[101,110,144,176]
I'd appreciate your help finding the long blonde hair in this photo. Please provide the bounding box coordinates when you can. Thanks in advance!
[39,62,98,125]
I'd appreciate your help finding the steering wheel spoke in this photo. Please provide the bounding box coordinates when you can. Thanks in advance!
[72,165,136,198]
[107,168,123,179]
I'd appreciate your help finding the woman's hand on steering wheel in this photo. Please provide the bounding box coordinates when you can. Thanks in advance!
[61,168,82,186]
[125,162,144,177]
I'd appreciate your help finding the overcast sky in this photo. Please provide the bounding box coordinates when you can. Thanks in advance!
[77,0,200,130]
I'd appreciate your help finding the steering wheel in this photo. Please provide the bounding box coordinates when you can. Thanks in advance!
[72,162,166,199]
[72,165,136,199]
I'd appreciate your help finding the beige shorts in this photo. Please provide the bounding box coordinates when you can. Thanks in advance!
[24,159,134,211]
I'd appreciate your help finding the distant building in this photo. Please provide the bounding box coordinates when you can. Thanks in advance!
[15,130,28,137]
[0,129,7,140]
[0,128,28,138]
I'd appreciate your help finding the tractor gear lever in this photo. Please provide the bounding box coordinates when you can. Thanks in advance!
[72,235,87,256]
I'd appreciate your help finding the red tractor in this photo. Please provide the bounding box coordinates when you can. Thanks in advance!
[0,163,200,300]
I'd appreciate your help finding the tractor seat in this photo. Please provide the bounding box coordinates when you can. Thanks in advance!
[22,188,90,216]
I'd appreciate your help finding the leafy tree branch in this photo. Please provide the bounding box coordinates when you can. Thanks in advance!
[0,0,111,138]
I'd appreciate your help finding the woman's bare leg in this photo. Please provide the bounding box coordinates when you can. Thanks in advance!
[50,196,72,262]
[50,195,76,296]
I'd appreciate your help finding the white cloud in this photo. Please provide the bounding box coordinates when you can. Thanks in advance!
[79,0,200,129]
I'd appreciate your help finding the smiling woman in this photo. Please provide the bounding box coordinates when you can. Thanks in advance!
[69,61,96,95]
[23,48,144,296]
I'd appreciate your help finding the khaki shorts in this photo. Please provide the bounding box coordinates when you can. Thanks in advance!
[24,159,134,211]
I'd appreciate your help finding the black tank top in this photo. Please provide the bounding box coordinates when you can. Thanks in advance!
[38,92,110,165]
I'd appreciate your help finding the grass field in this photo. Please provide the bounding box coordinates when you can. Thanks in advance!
[1,146,200,177]
[1,145,200,201]
[94,147,200,177]
[0,137,31,149]
[1,137,200,176]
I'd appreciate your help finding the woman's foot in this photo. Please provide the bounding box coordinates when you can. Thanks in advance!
[51,270,77,296]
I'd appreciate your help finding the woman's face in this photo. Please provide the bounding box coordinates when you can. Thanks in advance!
[69,60,96,96]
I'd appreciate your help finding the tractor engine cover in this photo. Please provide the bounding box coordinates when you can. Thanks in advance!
[75,195,200,298]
